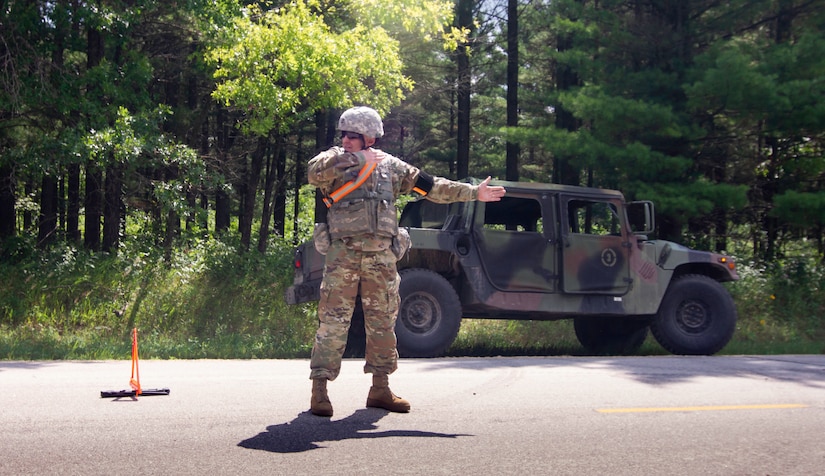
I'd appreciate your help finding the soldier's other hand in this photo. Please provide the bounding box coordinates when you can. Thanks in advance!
[363,148,386,164]
[477,176,506,202]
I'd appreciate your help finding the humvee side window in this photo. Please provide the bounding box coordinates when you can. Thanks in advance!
[399,200,464,230]
[483,196,543,233]
[567,200,620,236]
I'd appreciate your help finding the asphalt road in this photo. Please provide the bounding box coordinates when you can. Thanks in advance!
[1,355,823,475]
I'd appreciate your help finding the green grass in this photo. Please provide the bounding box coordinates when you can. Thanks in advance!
[0,236,316,360]
[0,327,312,360]
[1,236,823,360]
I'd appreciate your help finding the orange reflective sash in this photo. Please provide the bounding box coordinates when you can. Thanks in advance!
[322,162,377,208]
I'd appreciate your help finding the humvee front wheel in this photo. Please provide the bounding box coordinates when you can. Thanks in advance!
[651,274,737,355]
[396,268,462,358]
[574,317,649,355]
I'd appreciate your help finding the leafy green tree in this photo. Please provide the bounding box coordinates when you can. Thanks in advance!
[685,2,825,259]
[0,0,242,253]
[207,1,413,136]
[205,0,459,250]
[508,1,752,244]
[384,0,509,181]
[2,0,823,267]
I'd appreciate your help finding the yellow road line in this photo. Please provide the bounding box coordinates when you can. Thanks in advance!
[597,404,808,414]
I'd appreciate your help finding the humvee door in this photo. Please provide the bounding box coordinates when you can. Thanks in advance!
[473,195,558,292]
[560,196,630,295]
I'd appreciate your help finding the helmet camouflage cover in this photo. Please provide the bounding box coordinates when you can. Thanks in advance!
[338,106,384,138]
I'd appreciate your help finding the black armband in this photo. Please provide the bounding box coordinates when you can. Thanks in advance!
[413,171,435,196]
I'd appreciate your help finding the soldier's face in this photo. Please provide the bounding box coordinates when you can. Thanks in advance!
[341,131,364,152]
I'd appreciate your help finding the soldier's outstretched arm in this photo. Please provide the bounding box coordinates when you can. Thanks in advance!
[423,175,506,204]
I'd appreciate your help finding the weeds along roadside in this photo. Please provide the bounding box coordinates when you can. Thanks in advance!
[0,236,316,360]
[1,237,824,359]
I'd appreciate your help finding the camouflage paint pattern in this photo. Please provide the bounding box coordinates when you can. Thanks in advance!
[309,239,400,380]
[306,147,480,380]
[338,106,385,138]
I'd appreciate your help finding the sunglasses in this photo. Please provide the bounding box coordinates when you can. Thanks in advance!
[340,131,362,140]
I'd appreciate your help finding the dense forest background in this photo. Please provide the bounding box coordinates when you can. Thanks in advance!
[2,0,823,260]
[1,1,824,358]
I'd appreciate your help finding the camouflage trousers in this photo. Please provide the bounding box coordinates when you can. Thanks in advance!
[309,239,400,381]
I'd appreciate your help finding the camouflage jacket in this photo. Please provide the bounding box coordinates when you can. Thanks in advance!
[308,147,479,202]
[308,147,479,249]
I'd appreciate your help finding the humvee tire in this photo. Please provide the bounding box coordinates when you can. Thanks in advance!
[650,274,737,355]
[574,317,650,355]
[396,268,462,358]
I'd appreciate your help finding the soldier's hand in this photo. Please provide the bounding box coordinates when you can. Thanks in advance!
[363,148,386,164]
[477,176,506,202]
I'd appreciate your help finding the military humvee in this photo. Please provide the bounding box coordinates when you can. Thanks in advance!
[286,180,739,357]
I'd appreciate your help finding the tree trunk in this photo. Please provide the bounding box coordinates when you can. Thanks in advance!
[272,142,287,238]
[258,139,282,253]
[66,163,80,243]
[240,138,266,251]
[23,178,34,231]
[38,174,59,248]
[0,164,15,239]
[554,31,581,186]
[215,187,231,234]
[757,1,796,261]
[448,87,456,178]
[294,131,306,244]
[185,188,196,232]
[257,153,274,253]
[505,0,520,182]
[214,107,231,234]
[84,23,104,250]
[455,0,473,179]
[102,163,122,252]
[163,209,179,261]
[197,86,211,236]
[714,210,728,253]
[84,162,102,250]
[657,215,683,244]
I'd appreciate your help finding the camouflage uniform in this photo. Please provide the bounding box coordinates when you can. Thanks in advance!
[308,146,478,381]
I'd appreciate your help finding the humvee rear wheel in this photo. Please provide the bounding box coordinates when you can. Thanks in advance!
[651,274,737,355]
[574,317,649,355]
[396,268,462,358]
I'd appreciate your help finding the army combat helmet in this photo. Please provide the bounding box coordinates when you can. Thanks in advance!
[338,106,384,139]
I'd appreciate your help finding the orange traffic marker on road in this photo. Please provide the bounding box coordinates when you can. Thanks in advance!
[100,328,170,399]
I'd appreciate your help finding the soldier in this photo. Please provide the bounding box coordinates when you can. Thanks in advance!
[307,106,506,417]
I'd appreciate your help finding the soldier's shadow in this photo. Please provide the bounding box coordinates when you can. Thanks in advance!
[238,409,470,453]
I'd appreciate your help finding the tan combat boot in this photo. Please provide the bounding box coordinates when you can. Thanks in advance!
[310,378,333,417]
[366,373,411,413]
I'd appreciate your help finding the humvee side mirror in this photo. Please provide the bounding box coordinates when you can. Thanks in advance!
[627,201,655,236]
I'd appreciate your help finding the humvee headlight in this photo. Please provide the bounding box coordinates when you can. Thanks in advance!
[718,256,735,270]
